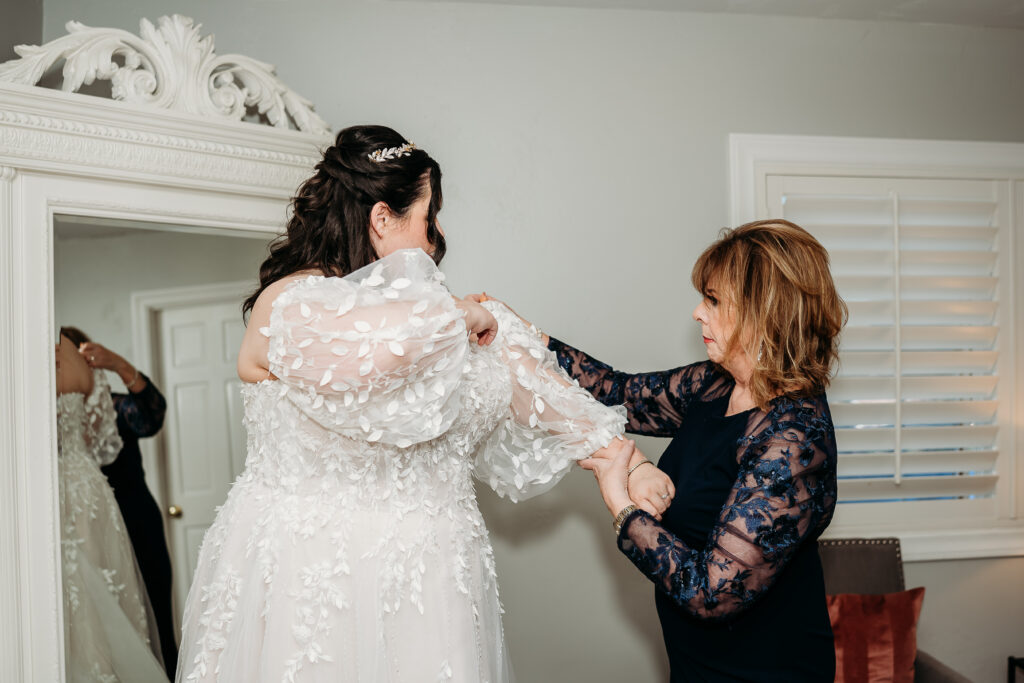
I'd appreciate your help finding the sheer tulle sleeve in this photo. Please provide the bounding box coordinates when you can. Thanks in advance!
[83,370,124,466]
[617,396,837,621]
[473,303,627,501]
[266,248,469,447]
[547,337,715,437]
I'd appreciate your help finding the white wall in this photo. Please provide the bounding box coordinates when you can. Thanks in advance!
[40,3,1024,681]
[53,225,269,390]
[0,0,41,62]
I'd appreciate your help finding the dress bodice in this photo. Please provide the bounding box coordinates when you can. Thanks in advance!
[654,394,835,682]
[656,395,750,550]
[56,374,122,467]
[57,373,125,529]
[56,392,89,457]
[238,341,512,510]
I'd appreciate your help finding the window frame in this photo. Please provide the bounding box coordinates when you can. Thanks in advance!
[729,134,1024,561]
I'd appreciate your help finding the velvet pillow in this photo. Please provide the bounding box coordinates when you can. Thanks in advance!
[827,587,925,683]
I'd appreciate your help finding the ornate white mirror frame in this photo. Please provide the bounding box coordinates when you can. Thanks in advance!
[0,16,330,681]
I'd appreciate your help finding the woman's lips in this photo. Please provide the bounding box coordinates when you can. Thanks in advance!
[703,336,713,344]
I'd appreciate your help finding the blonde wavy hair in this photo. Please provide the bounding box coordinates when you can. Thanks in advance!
[691,219,848,409]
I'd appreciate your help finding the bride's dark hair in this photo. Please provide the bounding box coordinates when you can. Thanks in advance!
[242,124,445,318]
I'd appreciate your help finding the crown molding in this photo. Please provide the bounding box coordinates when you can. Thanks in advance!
[0,15,330,135]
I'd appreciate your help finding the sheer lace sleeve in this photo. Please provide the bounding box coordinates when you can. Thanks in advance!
[83,370,124,466]
[547,337,715,437]
[113,374,166,438]
[266,248,468,447]
[617,396,837,620]
[473,303,627,502]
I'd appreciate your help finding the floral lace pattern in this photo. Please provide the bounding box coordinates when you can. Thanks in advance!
[618,393,836,620]
[548,337,715,437]
[57,370,166,681]
[58,370,124,467]
[474,304,626,502]
[178,249,626,682]
[547,339,837,622]
[111,373,167,438]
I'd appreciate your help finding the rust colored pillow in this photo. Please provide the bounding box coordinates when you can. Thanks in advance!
[826,587,925,683]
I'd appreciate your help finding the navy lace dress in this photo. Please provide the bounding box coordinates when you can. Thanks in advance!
[549,339,837,682]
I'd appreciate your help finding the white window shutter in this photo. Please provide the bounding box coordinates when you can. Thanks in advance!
[764,175,1013,529]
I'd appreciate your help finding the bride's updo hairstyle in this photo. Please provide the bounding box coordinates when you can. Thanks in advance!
[243,124,445,318]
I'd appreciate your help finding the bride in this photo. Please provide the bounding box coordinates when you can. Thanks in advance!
[176,125,673,682]
[55,331,167,681]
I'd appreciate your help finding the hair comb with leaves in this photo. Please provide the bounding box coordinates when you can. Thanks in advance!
[367,143,417,162]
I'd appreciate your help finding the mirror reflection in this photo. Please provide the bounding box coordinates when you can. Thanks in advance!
[53,217,270,681]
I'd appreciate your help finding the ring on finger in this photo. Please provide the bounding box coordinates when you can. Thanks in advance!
[660,492,669,500]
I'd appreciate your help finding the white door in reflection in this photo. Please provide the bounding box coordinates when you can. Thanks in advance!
[158,301,248,615]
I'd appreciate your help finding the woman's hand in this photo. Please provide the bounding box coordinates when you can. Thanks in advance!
[78,342,126,372]
[453,298,498,346]
[78,342,144,391]
[627,460,675,520]
[579,438,635,518]
[465,293,548,346]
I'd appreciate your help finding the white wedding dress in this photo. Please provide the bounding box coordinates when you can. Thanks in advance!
[57,370,167,682]
[177,249,626,683]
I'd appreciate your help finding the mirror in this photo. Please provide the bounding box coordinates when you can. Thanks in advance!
[0,16,330,682]
[53,216,270,678]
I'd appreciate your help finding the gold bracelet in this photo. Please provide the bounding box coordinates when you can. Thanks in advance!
[613,504,639,536]
[626,459,654,478]
[124,369,141,392]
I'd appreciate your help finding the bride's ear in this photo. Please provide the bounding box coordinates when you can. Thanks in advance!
[369,201,391,239]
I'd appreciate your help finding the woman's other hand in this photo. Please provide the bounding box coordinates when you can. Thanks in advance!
[579,438,635,517]
[453,298,498,346]
[627,459,675,520]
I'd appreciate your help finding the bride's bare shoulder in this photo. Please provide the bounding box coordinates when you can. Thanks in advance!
[238,272,323,383]
[56,336,94,395]
[248,271,323,328]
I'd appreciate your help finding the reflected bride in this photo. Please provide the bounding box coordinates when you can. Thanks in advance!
[55,332,167,682]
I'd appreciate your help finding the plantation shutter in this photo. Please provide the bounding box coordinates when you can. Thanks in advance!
[764,176,1012,525]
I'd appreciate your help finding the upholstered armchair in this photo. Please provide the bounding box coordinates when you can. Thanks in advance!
[818,538,972,683]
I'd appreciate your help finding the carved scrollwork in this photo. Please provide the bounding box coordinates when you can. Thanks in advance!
[0,15,331,135]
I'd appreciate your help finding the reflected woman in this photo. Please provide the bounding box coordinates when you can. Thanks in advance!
[55,331,167,682]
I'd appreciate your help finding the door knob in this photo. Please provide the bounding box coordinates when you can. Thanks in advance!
[168,505,183,518]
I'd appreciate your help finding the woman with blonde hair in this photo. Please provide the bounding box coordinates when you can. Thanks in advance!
[484,219,846,681]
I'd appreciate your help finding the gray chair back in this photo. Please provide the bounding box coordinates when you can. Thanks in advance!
[818,537,906,595]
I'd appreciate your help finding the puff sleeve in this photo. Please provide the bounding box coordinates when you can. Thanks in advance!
[266,249,469,448]
[83,370,124,466]
[473,303,627,501]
